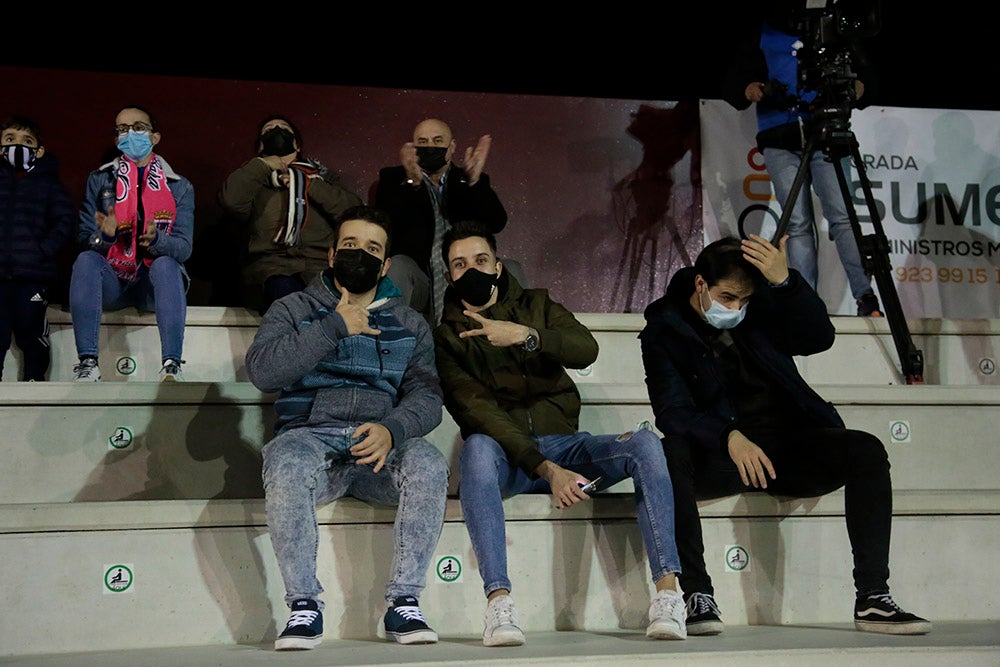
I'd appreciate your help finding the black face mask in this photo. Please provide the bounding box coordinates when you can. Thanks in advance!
[452,267,498,306]
[416,146,448,173]
[259,127,296,157]
[328,248,384,295]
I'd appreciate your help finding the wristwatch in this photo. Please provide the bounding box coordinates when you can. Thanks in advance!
[522,327,539,352]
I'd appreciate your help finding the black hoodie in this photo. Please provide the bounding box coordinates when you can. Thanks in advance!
[638,266,842,453]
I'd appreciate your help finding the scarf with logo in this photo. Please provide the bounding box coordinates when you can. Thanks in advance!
[105,155,177,282]
[271,160,322,247]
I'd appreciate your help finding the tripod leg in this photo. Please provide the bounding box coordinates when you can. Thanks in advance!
[832,136,924,383]
[769,136,819,246]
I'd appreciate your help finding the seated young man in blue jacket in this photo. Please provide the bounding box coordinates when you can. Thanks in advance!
[246,205,448,651]
[639,234,930,636]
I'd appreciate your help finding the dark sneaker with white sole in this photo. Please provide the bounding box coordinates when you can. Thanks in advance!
[854,592,932,635]
[275,598,323,650]
[384,596,438,644]
[685,592,724,635]
[856,293,883,317]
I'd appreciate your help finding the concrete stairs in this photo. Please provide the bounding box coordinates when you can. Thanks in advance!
[0,307,997,663]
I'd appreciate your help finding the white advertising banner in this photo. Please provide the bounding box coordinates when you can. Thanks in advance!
[700,99,1000,319]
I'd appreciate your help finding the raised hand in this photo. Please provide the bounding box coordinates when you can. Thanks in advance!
[400,142,421,182]
[138,224,157,248]
[462,134,491,185]
[336,291,381,337]
[95,209,122,238]
[259,152,296,173]
[459,309,529,347]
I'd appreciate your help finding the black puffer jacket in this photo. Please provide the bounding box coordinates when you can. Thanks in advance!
[0,153,75,282]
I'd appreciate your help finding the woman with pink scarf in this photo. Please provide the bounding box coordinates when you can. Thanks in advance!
[70,104,194,382]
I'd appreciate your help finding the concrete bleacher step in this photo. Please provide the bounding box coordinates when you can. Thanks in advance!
[2,308,997,659]
[2,494,998,656]
[5,307,1000,386]
[6,623,999,666]
[1,382,998,501]
[2,381,999,654]
[0,382,1000,503]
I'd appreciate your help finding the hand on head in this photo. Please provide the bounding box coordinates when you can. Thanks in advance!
[741,234,790,285]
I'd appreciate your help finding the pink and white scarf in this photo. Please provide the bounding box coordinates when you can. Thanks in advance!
[105,155,177,282]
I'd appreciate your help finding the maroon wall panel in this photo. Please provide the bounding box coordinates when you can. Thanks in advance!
[1,67,702,313]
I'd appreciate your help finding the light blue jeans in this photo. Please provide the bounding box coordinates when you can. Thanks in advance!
[69,250,187,362]
[459,429,681,597]
[262,426,449,608]
[764,147,874,300]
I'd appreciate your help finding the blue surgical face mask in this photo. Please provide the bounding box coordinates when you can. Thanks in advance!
[700,288,747,330]
[117,130,153,162]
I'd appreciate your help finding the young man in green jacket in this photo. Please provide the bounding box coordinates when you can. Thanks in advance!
[433,221,686,647]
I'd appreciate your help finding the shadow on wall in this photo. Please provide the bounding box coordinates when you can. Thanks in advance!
[611,100,702,313]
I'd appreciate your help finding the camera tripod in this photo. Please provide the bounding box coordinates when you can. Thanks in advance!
[768,113,924,384]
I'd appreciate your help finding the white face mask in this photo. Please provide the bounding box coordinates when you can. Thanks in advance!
[700,288,747,330]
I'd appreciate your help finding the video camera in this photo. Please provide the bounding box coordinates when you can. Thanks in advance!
[764,0,881,130]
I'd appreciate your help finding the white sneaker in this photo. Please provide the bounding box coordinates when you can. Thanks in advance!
[483,594,525,647]
[73,358,101,382]
[646,589,687,640]
[159,359,184,382]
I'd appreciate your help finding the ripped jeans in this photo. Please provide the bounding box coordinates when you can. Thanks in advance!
[458,428,681,597]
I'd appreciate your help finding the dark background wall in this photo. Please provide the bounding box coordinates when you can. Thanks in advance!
[3,2,993,313]
[1,66,700,313]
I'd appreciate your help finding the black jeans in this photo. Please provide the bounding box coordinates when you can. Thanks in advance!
[663,426,892,599]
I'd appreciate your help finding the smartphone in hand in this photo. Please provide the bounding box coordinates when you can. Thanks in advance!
[579,476,602,494]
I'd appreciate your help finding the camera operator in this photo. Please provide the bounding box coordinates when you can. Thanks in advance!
[723,2,883,316]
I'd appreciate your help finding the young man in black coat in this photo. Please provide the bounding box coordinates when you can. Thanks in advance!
[639,234,930,636]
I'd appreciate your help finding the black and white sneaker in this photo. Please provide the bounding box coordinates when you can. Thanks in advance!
[384,595,438,644]
[685,592,724,635]
[854,592,932,635]
[275,598,323,650]
[158,359,184,382]
[73,357,101,382]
